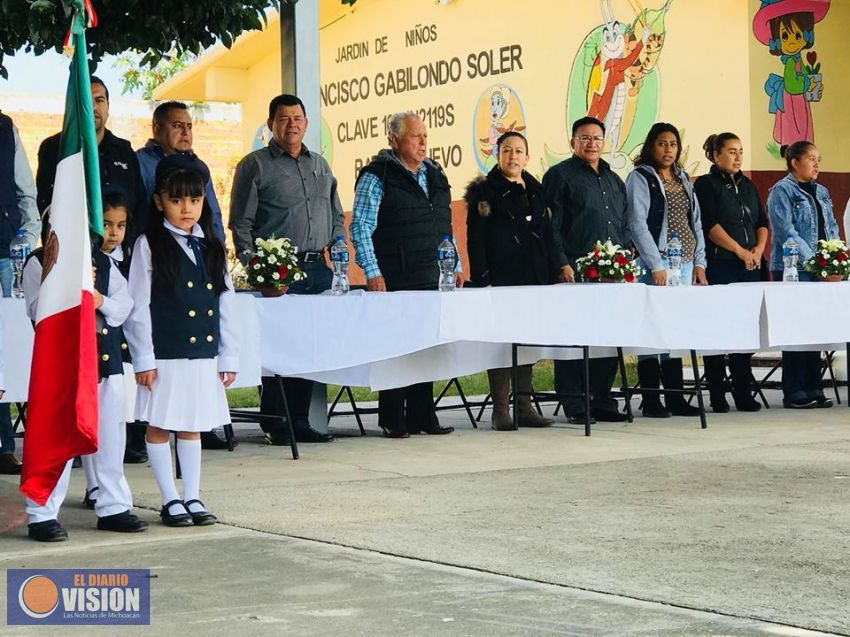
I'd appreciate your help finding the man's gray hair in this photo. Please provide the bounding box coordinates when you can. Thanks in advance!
[387,111,420,139]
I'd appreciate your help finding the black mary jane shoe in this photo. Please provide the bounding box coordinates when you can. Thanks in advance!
[160,499,194,527]
[28,520,68,542]
[184,499,218,526]
[82,486,98,510]
[97,511,149,533]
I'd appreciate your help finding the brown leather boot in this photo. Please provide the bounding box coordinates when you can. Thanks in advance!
[487,368,515,431]
[516,365,553,427]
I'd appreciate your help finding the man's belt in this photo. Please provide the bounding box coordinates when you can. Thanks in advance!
[298,250,324,263]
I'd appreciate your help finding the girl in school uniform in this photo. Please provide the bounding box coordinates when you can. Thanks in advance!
[124,154,238,527]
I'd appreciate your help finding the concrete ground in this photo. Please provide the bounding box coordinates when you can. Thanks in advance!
[1,389,849,636]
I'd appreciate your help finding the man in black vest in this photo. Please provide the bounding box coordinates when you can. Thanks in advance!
[351,112,462,438]
[0,111,39,475]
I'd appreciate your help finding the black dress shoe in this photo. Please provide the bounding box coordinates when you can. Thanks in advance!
[294,426,334,443]
[123,447,148,464]
[593,409,628,422]
[82,487,98,510]
[568,413,597,425]
[201,430,236,450]
[0,453,23,475]
[415,424,455,435]
[97,511,149,533]
[381,426,410,439]
[710,395,730,413]
[184,499,218,526]
[160,499,194,527]
[732,396,762,412]
[28,520,68,542]
[263,430,291,446]
[813,396,834,408]
[783,398,816,409]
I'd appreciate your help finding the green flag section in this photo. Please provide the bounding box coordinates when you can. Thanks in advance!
[20,0,101,506]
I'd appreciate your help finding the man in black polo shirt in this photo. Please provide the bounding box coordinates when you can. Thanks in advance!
[542,117,630,423]
[36,77,146,226]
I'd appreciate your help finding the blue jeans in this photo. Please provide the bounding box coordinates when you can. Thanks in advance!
[637,258,694,363]
[771,271,825,402]
[0,257,13,452]
[0,258,11,296]
[288,259,333,295]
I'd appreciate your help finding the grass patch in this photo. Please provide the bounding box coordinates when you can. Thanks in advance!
[226,359,639,408]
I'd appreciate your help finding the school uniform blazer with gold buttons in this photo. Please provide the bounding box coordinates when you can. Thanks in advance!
[123,220,238,375]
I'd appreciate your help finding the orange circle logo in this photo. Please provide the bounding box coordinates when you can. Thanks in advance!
[19,575,59,619]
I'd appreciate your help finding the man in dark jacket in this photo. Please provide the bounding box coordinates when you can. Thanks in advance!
[542,116,630,424]
[36,77,146,226]
[350,112,462,437]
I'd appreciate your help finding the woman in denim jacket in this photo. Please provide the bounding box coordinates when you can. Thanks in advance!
[768,140,838,409]
[626,123,706,419]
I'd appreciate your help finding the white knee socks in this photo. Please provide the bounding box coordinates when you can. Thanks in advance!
[175,438,204,513]
[146,441,180,510]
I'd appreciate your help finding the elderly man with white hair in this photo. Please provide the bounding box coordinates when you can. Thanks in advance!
[351,112,464,438]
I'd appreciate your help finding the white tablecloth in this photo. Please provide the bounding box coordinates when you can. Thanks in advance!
[6,282,850,396]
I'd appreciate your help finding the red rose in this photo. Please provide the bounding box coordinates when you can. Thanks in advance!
[584,266,598,280]
[817,256,827,267]
[278,265,289,278]
[615,254,628,266]
[838,252,848,262]
[249,257,259,266]
[593,248,600,258]
[624,271,635,282]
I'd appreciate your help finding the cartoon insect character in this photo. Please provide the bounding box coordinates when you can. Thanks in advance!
[587,0,649,164]
[753,0,830,151]
[479,86,526,160]
[555,0,673,174]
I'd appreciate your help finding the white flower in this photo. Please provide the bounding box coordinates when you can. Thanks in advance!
[256,275,265,283]
[833,260,840,266]
[821,270,827,277]
[253,263,261,270]
[268,255,278,265]
[272,272,280,280]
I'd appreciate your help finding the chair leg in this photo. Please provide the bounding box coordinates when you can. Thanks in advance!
[475,393,492,422]
[690,350,707,429]
[450,378,477,429]
[345,386,366,436]
[174,432,181,480]
[276,376,299,460]
[617,348,633,423]
[823,351,841,404]
[223,424,235,451]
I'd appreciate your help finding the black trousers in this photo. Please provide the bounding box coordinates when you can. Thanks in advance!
[260,377,313,432]
[781,350,824,402]
[553,357,619,416]
[378,382,437,433]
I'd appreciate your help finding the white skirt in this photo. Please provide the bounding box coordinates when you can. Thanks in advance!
[134,358,231,432]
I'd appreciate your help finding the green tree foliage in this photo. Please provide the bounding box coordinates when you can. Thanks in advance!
[0,0,286,79]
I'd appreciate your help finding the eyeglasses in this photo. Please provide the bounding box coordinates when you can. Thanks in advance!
[574,135,605,144]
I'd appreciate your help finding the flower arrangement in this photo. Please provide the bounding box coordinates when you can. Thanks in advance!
[244,236,306,293]
[803,239,850,281]
[575,240,642,283]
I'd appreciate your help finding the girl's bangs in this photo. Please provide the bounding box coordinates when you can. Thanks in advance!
[161,169,204,199]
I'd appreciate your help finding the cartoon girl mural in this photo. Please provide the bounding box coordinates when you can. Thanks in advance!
[473,84,527,173]
[479,86,526,162]
[753,0,830,149]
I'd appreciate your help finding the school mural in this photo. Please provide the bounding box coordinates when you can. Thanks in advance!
[472,84,527,173]
[752,0,831,158]
[548,0,674,172]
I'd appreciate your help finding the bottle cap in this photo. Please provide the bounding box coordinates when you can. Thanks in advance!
[441,234,450,240]
[15,229,25,236]
[336,235,344,241]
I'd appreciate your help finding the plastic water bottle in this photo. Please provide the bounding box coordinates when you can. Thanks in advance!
[330,235,350,295]
[782,234,799,282]
[437,234,456,292]
[10,229,30,299]
[666,232,682,287]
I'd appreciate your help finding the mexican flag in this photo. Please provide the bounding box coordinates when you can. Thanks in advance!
[20,0,104,505]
